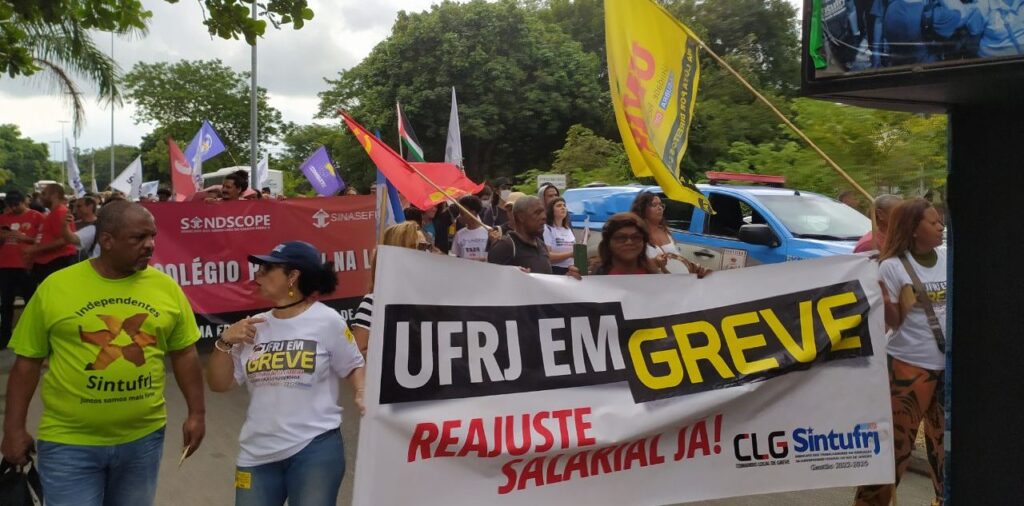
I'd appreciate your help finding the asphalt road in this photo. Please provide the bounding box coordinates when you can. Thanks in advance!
[0,351,937,505]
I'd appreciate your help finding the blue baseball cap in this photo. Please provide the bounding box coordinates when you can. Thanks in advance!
[248,241,323,273]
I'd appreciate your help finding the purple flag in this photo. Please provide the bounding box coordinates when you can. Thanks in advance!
[184,120,226,165]
[300,146,344,196]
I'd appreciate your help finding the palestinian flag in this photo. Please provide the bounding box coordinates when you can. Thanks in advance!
[397,102,425,162]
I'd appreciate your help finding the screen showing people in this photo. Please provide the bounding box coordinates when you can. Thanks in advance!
[813,0,1024,76]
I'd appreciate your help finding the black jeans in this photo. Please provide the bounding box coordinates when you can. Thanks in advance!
[0,267,36,348]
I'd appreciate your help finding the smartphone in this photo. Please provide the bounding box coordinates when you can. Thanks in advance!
[573,243,588,276]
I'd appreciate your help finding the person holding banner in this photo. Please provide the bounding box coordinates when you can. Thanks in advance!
[206,241,365,506]
[489,195,584,278]
[543,197,576,275]
[854,198,947,506]
[631,192,710,277]
[221,171,249,201]
[351,222,432,356]
[592,213,654,275]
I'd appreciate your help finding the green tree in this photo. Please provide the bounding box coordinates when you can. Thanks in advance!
[317,0,606,182]
[1,1,314,136]
[0,0,314,79]
[75,144,143,190]
[514,125,637,193]
[123,59,284,181]
[0,125,56,191]
[533,0,803,180]
[21,22,129,137]
[717,99,947,197]
[663,0,800,94]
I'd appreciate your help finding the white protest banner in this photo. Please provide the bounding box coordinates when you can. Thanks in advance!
[354,249,893,505]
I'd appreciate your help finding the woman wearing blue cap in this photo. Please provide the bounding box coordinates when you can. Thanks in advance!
[205,241,365,506]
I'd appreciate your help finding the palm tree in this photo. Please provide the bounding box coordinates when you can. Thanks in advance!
[22,20,144,136]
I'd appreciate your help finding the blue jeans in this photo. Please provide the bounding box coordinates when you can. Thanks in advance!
[235,428,345,506]
[36,426,165,506]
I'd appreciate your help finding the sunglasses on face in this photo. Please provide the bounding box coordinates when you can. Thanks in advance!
[416,242,434,251]
[611,233,645,244]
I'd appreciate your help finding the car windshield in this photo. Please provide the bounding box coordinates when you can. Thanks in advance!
[757,194,870,240]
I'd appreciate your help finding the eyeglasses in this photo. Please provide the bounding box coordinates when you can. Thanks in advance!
[611,233,645,244]
[416,242,433,251]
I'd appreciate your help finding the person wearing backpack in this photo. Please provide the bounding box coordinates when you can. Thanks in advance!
[855,198,947,506]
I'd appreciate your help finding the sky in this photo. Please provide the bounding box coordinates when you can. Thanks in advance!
[0,0,802,163]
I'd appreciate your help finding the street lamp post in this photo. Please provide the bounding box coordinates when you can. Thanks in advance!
[249,1,258,189]
[110,31,115,186]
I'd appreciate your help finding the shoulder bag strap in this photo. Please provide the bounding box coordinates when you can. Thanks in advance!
[898,254,946,353]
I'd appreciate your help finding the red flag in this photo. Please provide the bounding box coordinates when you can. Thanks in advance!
[408,163,484,210]
[168,138,197,201]
[340,111,483,210]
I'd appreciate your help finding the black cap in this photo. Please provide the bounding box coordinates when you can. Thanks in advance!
[4,190,23,205]
[248,241,323,273]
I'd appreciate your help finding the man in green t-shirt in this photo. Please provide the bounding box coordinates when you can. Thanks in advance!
[1,200,206,506]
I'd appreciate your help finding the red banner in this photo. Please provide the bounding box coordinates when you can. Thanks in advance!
[144,196,375,338]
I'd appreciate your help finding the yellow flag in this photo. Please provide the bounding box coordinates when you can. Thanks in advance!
[605,0,710,212]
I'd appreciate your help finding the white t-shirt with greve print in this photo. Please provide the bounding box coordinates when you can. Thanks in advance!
[879,249,947,371]
[231,302,365,467]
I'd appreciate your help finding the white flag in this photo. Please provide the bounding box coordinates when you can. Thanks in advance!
[66,144,86,198]
[254,155,269,192]
[110,156,144,200]
[90,158,98,193]
[444,87,464,170]
[140,180,159,199]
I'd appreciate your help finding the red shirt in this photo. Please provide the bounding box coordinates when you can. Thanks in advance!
[0,210,45,269]
[34,204,78,265]
[853,230,886,254]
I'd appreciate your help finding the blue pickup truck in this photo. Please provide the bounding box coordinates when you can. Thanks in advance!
[563,183,870,270]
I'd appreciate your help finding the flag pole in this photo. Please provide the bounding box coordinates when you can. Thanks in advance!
[688,35,873,201]
[396,102,405,160]
[343,109,492,232]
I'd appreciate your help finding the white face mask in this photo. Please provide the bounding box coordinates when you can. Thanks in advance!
[500,190,511,200]
[481,199,492,209]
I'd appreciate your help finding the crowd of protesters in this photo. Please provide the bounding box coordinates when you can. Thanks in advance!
[0,171,946,506]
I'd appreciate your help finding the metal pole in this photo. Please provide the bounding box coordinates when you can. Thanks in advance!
[249,1,258,186]
[110,31,115,186]
[58,120,69,185]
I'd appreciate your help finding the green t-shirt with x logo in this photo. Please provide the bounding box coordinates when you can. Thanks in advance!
[11,261,199,445]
